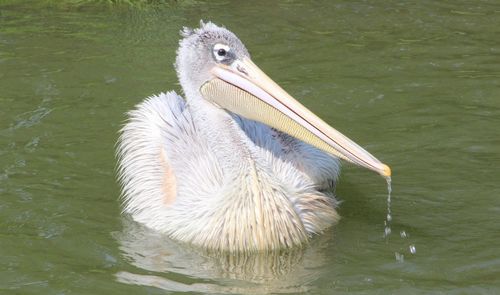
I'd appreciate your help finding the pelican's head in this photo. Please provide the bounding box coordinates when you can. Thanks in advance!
[175,21,249,99]
[175,21,391,178]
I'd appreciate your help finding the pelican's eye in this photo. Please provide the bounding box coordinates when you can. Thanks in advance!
[213,44,230,62]
[217,48,226,56]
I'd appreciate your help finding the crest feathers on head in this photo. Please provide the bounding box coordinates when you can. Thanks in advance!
[180,26,194,38]
[180,20,225,38]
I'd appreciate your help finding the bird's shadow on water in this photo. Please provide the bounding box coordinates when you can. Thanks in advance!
[112,216,340,294]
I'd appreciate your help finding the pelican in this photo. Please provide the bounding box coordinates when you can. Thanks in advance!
[117,21,390,252]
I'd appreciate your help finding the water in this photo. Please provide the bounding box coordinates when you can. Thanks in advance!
[383,177,392,238]
[383,177,415,260]
[1,0,500,293]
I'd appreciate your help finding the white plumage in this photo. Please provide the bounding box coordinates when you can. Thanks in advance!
[117,91,340,252]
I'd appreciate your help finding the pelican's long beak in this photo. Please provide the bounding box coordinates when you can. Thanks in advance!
[200,57,391,178]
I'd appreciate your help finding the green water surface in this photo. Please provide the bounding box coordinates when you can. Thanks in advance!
[1,1,499,294]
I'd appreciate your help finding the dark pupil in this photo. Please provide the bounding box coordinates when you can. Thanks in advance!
[217,48,226,56]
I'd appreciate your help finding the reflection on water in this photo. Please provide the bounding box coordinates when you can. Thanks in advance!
[114,216,335,293]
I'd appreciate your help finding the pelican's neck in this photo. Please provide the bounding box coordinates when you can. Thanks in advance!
[187,95,256,172]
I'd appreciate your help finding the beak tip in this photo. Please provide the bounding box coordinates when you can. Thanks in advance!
[381,164,391,178]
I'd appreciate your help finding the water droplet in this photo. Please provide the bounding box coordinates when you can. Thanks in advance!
[395,252,404,262]
[386,177,392,210]
[383,177,393,238]
[409,245,416,254]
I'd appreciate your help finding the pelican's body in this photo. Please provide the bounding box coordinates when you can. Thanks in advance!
[117,22,390,252]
